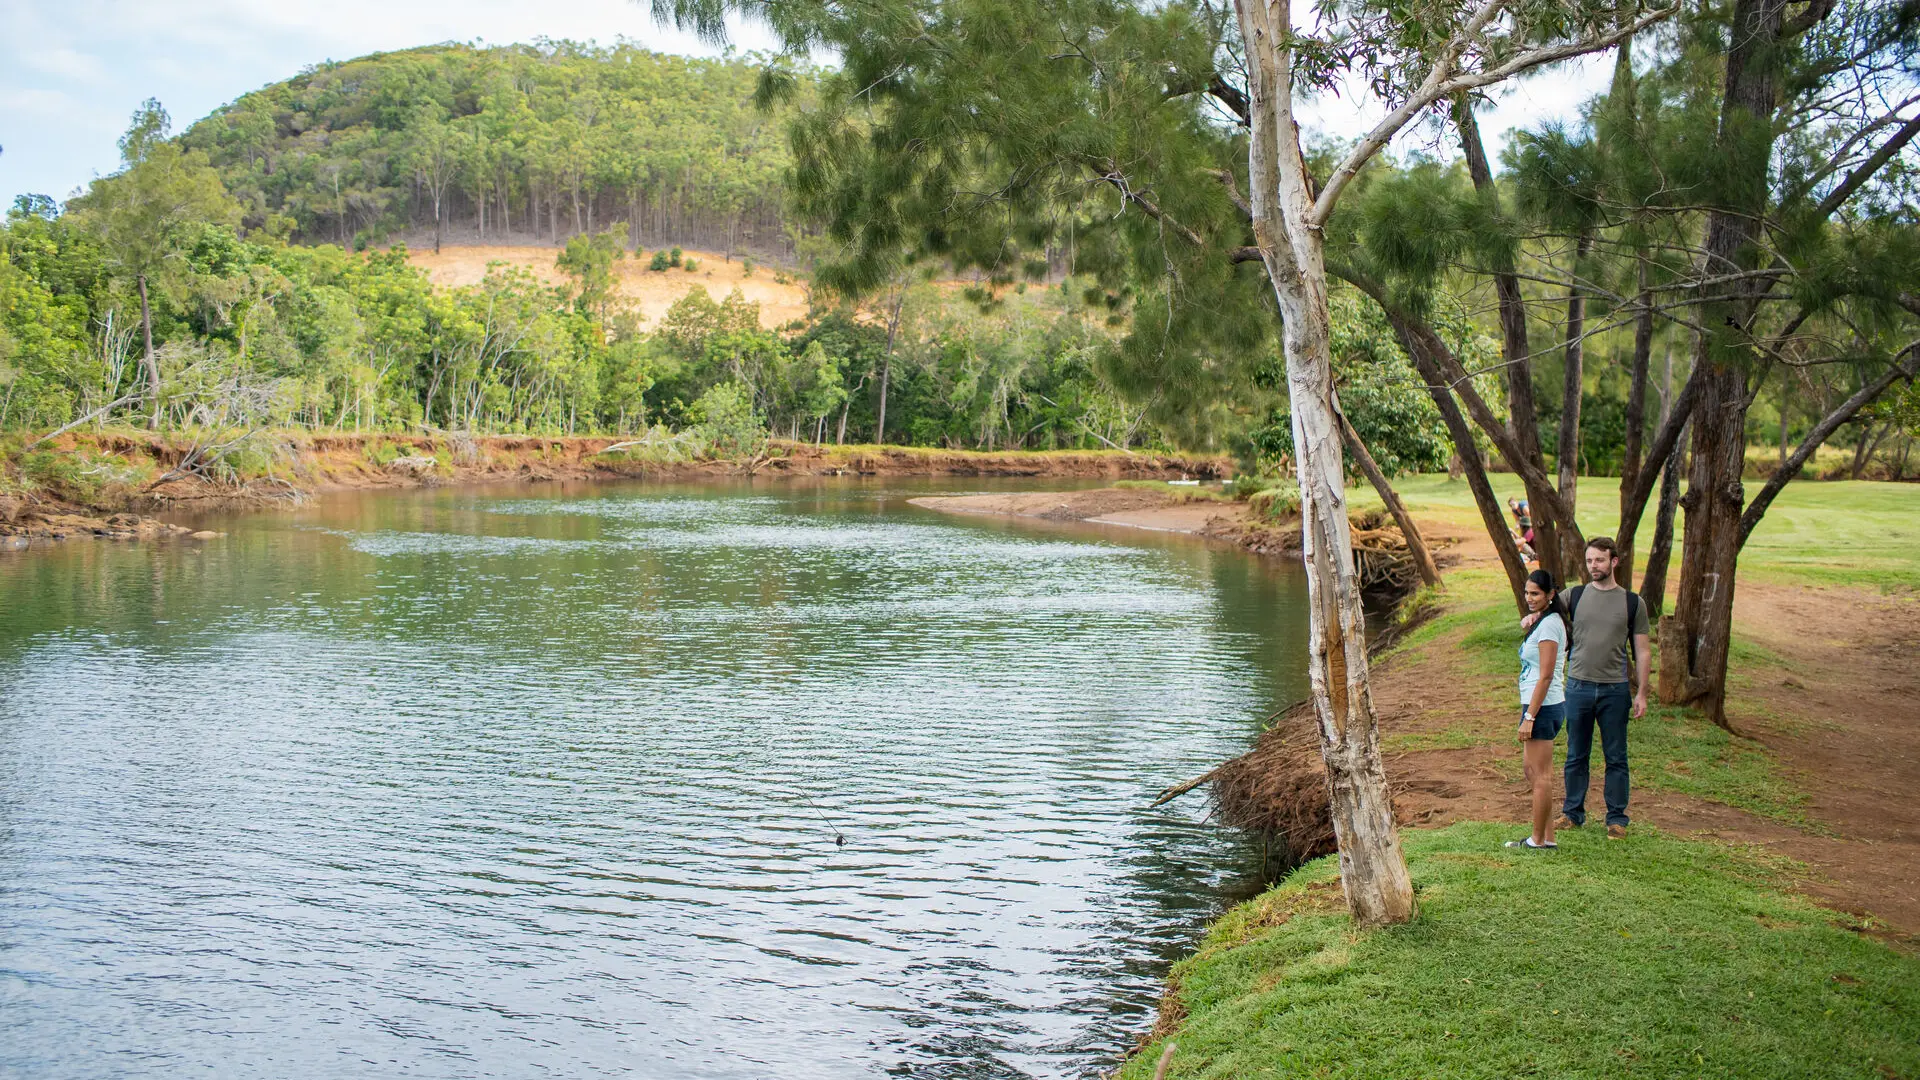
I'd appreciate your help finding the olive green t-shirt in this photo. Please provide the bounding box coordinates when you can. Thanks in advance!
[1568,584,1650,684]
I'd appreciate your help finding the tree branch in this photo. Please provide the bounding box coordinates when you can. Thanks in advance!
[1738,344,1919,547]
[1098,161,1207,248]
[1812,111,1920,220]
[1310,3,1675,226]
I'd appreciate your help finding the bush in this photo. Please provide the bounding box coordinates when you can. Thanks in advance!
[649,251,673,271]
[741,257,755,276]
[670,246,683,267]
[1249,483,1302,522]
[18,447,154,506]
[1229,473,1279,499]
[688,381,766,457]
[682,257,699,272]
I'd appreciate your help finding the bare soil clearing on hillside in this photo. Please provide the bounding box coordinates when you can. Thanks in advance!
[404,245,811,328]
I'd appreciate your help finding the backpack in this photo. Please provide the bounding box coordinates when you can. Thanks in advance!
[1566,585,1641,682]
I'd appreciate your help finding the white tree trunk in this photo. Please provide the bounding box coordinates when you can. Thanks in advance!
[1236,0,1416,928]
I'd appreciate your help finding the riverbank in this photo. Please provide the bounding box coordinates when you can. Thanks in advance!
[1119,475,1920,1077]
[0,431,1225,541]
[908,484,1432,606]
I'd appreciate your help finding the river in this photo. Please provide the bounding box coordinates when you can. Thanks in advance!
[0,478,1310,1079]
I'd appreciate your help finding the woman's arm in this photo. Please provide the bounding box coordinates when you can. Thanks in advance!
[1520,638,1557,738]
[1527,640,1557,718]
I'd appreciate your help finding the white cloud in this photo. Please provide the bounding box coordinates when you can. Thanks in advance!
[18,46,106,81]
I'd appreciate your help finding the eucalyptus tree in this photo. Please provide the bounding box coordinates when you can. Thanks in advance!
[653,0,1671,925]
[68,101,241,429]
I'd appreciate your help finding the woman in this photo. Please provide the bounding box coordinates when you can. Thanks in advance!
[1507,569,1567,850]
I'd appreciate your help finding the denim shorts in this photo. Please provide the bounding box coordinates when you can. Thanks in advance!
[1524,701,1564,741]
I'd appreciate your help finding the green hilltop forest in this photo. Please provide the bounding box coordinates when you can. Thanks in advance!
[181,42,802,257]
[1,46,1217,458]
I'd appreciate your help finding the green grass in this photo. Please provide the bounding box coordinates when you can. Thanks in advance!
[1125,823,1919,1080]
[1346,472,1920,592]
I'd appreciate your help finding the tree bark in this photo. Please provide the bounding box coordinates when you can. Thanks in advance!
[1664,0,1804,726]
[137,274,160,430]
[1617,274,1654,582]
[1336,405,1442,588]
[1640,422,1686,620]
[1239,0,1415,928]
[1556,233,1592,523]
[1382,306,1531,608]
[1456,98,1569,584]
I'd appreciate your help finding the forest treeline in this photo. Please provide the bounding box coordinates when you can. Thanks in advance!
[0,94,1195,459]
[180,42,806,257]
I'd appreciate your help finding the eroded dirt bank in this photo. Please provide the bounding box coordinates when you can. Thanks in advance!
[2,434,1226,542]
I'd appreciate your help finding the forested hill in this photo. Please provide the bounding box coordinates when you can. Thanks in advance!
[179,43,805,258]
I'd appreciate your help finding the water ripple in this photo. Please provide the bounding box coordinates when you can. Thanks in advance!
[0,481,1307,1079]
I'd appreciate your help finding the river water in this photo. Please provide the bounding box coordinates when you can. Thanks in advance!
[0,479,1310,1079]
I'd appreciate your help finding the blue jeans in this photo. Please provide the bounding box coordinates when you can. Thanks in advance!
[1562,679,1630,827]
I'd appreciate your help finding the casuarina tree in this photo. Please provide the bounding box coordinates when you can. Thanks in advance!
[652,0,1673,926]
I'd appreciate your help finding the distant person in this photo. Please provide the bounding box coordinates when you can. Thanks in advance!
[1525,537,1650,839]
[1507,498,1535,562]
[1507,569,1567,851]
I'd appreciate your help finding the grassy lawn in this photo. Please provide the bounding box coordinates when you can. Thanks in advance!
[1345,473,1920,592]
[1124,823,1919,1080]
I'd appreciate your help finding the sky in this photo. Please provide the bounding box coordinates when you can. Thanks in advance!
[0,0,1613,211]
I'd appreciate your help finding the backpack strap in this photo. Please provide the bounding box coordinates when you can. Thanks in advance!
[1624,591,1642,682]
[1567,585,1584,622]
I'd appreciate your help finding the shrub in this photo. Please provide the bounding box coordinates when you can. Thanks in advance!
[649,251,673,271]
[670,246,683,267]
[688,381,766,457]
[18,447,155,506]
[1250,483,1302,522]
[682,257,699,272]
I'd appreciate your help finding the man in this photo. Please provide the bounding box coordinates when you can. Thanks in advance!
[1554,537,1651,839]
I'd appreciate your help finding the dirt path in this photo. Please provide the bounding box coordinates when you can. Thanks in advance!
[1375,521,1920,939]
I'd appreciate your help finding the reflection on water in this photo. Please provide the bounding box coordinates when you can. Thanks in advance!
[0,479,1309,1078]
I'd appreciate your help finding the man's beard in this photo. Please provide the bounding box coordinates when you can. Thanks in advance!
[1588,565,1609,582]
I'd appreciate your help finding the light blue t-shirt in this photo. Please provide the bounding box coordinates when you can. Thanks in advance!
[1519,612,1567,707]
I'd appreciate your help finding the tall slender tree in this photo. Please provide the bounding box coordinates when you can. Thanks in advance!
[68,100,240,429]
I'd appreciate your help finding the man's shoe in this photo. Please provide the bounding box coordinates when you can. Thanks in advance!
[1555,814,1579,830]
[1606,824,1628,840]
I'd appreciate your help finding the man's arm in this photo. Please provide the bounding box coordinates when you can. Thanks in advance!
[1632,632,1651,718]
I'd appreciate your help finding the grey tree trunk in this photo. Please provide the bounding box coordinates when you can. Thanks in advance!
[1616,276,1653,583]
[1236,0,1415,928]
[1556,234,1592,524]
[1455,101,1570,584]
[138,274,160,430]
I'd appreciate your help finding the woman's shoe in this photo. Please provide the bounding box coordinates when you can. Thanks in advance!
[1504,838,1558,850]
